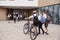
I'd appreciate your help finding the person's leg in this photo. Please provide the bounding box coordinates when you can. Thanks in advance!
[14,18,16,23]
[46,27,48,32]
[40,23,44,34]
[38,21,44,34]
[8,18,9,23]
[38,25,40,34]
[8,17,10,23]
[45,23,48,32]
[44,22,49,35]
[16,17,18,21]
[33,22,37,33]
[33,26,37,34]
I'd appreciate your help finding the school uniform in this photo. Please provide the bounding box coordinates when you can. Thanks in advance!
[29,14,38,26]
[38,14,45,34]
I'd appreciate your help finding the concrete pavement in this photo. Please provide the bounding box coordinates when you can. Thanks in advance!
[0,21,60,40]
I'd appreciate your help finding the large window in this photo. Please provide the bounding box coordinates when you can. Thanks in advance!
[48,6,54,23]
[59,4,60,24]
[45,6,49,12]
[41,7,45,12]
[49,6,54,17]
[53,5,59,24]
[39,4,60,24]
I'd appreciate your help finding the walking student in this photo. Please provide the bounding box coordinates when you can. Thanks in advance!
[43,11,51,35]
[38,11,45,34]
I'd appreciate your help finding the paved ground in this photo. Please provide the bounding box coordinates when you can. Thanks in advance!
[0,21,60,40]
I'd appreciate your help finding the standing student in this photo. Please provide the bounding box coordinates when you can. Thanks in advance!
[7,13,11,23]
[13,14,16,23]
[20,14,23,21]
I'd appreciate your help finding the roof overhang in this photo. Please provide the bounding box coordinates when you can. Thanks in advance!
[0,6,38,9]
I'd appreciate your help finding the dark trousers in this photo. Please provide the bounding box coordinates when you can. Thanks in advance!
[38,21,44,34]
[14,18,16,23]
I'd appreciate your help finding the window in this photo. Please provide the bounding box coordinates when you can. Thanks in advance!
[45,6,49,11]
[41,7,45,12]
[59,6,60,17]
[49,6,54,16]
[49,6,54,23]
[39,7,42,11]
[59,5,60,23]
[53,5,59,23]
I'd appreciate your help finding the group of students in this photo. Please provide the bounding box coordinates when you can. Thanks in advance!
[25,10,51,35]
[13,13,23,23]
[7,13,24,23]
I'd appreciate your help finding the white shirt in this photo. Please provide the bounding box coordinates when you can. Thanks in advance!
[38,13,47,21]
[20,15,22,17]
[43,13,47,18]
[8,15,11,18]
[38,14,42,21]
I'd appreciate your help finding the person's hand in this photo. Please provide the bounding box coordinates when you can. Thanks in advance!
[25,17,29,20]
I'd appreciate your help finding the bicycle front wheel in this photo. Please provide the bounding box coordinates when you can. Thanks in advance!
[30,24,37,40]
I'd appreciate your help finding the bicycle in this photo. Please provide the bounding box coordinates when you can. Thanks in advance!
[23,19,39,40]
[30,23,39,40]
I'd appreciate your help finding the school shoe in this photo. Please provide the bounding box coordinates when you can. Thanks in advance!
[42,31,44,35]
[38,32,41,34]
[37,33,40,36]
[45,32,49,35]
[37,32,41,35]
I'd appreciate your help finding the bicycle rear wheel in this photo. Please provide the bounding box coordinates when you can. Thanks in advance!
[30,24,37,40]
[23,24,29,34]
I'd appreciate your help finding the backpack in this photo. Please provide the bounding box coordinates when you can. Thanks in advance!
[33,14,38,22]
[40,16,46,23]
[46,16,51,23]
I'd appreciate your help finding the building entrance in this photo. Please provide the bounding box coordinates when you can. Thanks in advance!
[7,9,33,20]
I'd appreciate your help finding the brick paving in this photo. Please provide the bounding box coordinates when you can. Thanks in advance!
[0,21,60,40]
